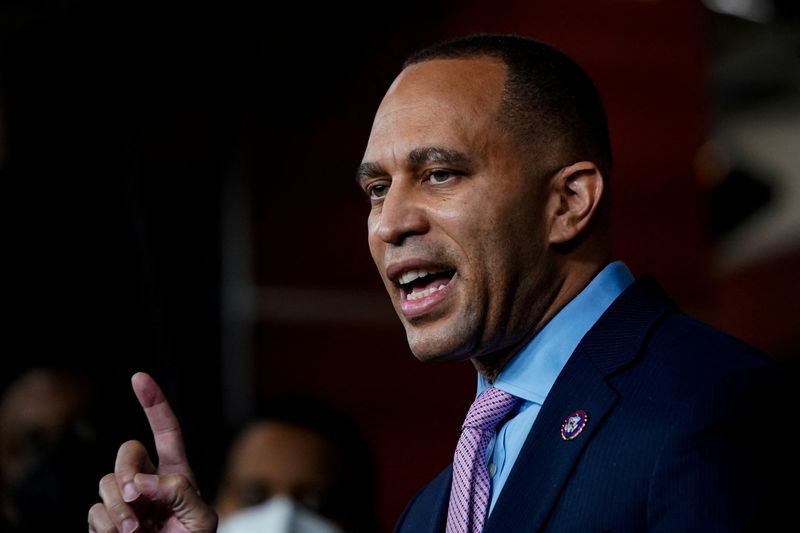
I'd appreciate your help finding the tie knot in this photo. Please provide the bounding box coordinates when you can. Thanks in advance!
[463,387,519,431]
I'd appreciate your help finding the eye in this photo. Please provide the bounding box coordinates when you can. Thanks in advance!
[366,181,390,200]
[427,169,457,184]
[234,481,272,508]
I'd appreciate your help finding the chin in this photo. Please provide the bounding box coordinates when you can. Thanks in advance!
[404,324,477,364]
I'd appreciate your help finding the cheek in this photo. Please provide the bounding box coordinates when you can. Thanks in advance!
[368,239,383,267]
[367,210,380,233]
[471,205,544,283]
[437,200,495,259]
[367,216,383,264]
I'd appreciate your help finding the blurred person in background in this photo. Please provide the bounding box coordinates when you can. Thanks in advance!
[0,368,105,532]
[215,396,378,533]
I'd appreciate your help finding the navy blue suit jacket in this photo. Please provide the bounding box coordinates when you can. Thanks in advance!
[395,276,791,532]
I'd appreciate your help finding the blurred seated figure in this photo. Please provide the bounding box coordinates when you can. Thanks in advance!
[0,367,103,532]
[215,396,378,533]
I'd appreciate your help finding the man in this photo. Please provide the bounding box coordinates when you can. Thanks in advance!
[88,34,789,533]
[1,368,105,532]
[215,396,377,532]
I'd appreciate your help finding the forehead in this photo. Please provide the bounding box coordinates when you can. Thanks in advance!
[364,57,507,162]
[228,421,331,475]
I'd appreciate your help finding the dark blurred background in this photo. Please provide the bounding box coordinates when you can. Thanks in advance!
[1,0,798,530]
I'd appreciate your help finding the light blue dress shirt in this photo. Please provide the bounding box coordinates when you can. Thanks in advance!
[477,261,634,514]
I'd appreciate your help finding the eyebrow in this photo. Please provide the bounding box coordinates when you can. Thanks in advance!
[355,161,386,186]
[356,147,474,186]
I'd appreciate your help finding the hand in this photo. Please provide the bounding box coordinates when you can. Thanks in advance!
[88,372,218,533]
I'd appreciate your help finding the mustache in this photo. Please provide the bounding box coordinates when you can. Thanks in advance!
[383,241,457,269]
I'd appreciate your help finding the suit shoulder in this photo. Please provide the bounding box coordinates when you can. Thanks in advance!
[626,309,789,421]
[648,310,777,374]
[393,465,451,533]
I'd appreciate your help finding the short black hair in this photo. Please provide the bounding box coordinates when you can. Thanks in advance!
[404,33,612,179]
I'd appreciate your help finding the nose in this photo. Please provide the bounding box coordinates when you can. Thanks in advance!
[374,182,429,245]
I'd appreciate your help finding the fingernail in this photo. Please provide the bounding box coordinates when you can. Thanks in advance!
[122,482,139,502]
[134,473,159,491]
[121,518,138,533]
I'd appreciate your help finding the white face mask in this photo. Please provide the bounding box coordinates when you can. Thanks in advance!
[217,496,344,533]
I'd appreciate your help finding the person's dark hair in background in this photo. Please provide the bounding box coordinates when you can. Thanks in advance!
[215,395,379,533]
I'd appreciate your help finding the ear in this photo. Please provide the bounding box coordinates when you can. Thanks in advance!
[547,161,605,244]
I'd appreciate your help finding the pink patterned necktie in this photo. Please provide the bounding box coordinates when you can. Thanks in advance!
[446,386,520,533]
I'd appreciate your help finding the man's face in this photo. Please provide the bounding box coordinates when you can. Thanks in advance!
[215,422,336,519]
[359,57,557,363]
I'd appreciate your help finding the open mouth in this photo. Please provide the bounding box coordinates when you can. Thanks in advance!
[398,268,456,301]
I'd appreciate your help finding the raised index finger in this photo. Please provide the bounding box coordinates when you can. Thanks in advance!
[131,372,196,485]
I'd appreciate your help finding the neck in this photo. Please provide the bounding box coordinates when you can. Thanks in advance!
[471,333,535,383]
[471,259,606,383]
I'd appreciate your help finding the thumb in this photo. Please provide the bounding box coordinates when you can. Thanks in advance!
[134,473,218,533]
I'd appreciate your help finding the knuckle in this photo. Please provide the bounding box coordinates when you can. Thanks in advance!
[201,507,220,529]
[117,439,146,464]
[87,502,104,520]
[163,472,192,492]
[119,439,145,454]
[107,499,132,521]
[87,503,114,533]
[98,473,116,493]
[116,440,150,475]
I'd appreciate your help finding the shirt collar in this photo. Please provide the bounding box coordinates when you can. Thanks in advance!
[477,261,634,404]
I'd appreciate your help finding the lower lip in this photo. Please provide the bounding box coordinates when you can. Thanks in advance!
[399,276,454,319]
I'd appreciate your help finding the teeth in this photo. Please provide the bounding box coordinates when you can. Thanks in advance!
[406,284,447,301]
[399,269,445,286]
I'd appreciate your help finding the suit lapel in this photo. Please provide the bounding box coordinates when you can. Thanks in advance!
[484,352,618,532]
[423,467,451,533]
[393,465,452,533]
[484,276,673,532]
